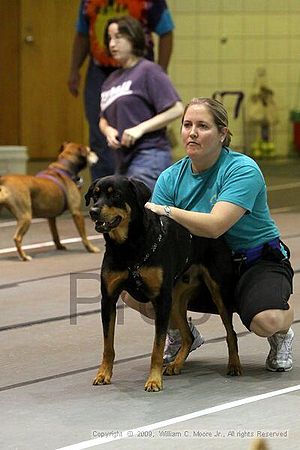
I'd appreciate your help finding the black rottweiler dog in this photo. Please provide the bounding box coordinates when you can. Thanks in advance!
[85,175,242,392]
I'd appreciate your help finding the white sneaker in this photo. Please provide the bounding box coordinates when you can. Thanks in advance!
[266,328,294,372]
[163,318,204,365]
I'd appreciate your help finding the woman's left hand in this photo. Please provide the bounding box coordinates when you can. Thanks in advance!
[121,125,144,147]
[145,202,164,215]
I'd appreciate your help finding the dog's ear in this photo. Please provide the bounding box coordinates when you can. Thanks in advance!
[59,142,69,153]
[85,180,98,206]
[78,145,88,156]
[128,178,152,206]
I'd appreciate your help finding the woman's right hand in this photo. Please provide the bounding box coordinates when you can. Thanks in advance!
[68,70,80,97]
[105,126,121,149]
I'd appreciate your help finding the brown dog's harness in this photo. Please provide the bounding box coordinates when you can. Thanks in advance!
[127,217,192,289]
[36,167,83,211]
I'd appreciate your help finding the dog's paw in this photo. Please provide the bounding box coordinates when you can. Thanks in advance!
[163,363,181,376]
[226,362,243,376]
[93,373,111,385]
[87,244,100,253]
[92,367,112,385]
[20,254,32,262]
[56,244,67,251]
[144,377,163,392]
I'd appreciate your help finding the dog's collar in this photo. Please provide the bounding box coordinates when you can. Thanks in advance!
[128,217,167,289]
[51,167,71,177]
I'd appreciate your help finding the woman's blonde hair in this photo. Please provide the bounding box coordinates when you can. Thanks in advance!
[182,97,233,146]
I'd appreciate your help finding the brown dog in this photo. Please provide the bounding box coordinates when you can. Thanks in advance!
[0,142,100,261]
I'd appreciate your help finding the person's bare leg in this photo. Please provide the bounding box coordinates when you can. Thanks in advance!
[250,308,294,337]
[120,292,155,320]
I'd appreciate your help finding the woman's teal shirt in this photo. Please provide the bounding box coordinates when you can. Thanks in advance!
[152,148,279,251]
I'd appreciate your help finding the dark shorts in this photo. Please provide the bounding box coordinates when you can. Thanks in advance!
[234,258,294,330]
[187,242,294,330]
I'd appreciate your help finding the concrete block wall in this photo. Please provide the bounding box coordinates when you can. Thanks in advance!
[166,0,300,159]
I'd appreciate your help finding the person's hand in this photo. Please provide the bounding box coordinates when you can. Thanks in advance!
[68,70,80,97]
[105,126,121,149]
[145,202,164,215]
[121,125,144,147]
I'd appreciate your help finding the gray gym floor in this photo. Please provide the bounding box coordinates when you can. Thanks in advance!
[0,158,300,450]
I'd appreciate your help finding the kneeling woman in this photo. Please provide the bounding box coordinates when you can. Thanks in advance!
[124,97,294,372]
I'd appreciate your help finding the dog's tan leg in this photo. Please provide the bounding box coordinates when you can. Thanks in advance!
[48,217,67,250]
[144,292,174,392]
[14,215,32,261]
[164,267,197,376]
[144,333,165,392]
[93,307,116,385]
[224,311,242,375]
[164,308,192,376]
[2,190,32,261]
[71,211,100,253]
[200,266,242,376]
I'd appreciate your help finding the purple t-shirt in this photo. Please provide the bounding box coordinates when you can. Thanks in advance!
[100,58,180,154]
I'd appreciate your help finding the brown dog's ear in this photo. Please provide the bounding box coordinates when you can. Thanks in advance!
[59,142,69,153]
[79,145,88,156]
[128,178,152,206]
[85,180,98,206]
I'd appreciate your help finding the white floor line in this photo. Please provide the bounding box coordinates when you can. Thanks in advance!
[267,181,300,191]
[57,384,300,450]
[270,206,299,214]
[0,235,102,254]
[0,218,46,228]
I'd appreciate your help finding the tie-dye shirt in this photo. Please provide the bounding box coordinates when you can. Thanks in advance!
[76,0,174,66]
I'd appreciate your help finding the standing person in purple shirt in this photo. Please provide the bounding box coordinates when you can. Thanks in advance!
[99,16,183,189]
[68,0,175,181]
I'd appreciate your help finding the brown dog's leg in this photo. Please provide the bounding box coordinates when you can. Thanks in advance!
[93,306,116,385]
[199,266,242,376]
[14,215,32,261]
[71,211,100,253]
[48,218,67,250]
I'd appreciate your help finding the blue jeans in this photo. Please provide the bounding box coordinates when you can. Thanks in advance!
[84,61,116,180]
[123,148,172,191]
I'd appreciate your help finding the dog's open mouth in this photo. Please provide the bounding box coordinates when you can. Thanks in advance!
[95,216,122,233]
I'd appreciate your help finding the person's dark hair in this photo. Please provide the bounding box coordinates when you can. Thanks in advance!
[182,97,233,146]
[104,16,146,57]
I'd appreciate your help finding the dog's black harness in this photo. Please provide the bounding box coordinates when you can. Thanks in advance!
[127,217,166,289]
[127,217,192,289]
